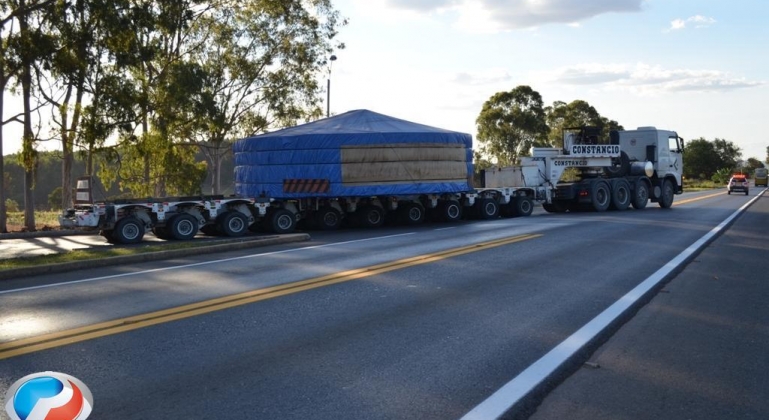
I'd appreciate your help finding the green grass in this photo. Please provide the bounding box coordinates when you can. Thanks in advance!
[0,239,230,271]
[683,179,723,191]
[5,211,61,231]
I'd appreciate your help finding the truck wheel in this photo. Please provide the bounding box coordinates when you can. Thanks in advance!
[113,216,144,244]
[592,182,611,212]
[438,200,462,222]
[400,202,425,225]
[610,180,631,211]
[658,179,675,209]
[632,181,649,210]
[315,206,342,230]
[269,209,296,234]
[476,198,499,220]
[218,211,248,237]
[512,196,534,217]
[152,226,172,240]
[169,213,199,240]
[359,205,385,228]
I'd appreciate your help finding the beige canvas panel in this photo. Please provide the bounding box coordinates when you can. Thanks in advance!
[341,143,466,164]
[342,161,468,184]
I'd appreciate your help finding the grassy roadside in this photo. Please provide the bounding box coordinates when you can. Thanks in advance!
[0,239,242,271]
[4,211,61,233]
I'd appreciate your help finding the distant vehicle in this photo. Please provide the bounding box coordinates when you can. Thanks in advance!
[727,174,749,195]
[754,168,768,187]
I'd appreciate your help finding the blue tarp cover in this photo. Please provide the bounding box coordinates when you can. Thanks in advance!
[234,109,473,198]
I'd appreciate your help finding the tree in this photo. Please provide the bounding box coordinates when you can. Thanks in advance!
[187,0,345,194]
[683,138,721,179]
[765,146,769,165]
[475,85,548,165]
[712,138,741,171]
[544,100,622,148]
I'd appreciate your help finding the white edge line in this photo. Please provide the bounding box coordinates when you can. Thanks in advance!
[460,190,765,420]
[434,227,458,231]
[0,232,417,296]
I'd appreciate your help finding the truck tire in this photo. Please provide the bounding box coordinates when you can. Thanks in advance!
[610,180,631,211]
[438,200,462,222]
[400,202,425,225]
[592,182,611,212]
[113,216,144,244]
[268,208,296,234]
[218,211,248,237]
[658,179,675,209]
[512,196,533,217]
[169,213,199,240]
[632,180,649,210]
[315,206,342,230]
[359,205,385,228]
[476,198,499,220]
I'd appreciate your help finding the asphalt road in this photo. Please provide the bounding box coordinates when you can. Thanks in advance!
[0,189,761,420]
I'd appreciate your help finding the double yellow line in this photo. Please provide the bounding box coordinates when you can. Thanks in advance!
[0,233,541,360]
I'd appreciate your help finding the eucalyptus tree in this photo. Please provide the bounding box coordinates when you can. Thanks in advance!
[475,85,549,165]
[188,0,346,194]
[8,0,56,230]
[544,100,623,148]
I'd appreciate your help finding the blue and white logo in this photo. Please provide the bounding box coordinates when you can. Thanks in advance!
[4,371,93,420]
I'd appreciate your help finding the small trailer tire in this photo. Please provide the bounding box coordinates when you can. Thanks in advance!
[476,198,500,220]
[170,213,199,240]
[269,209,297,234]
[218,211,248,237]
[400,202,426,225]
[512,196,534,217]
[113,216,145,244]
[359,205,385,228]
[315,207,343,230]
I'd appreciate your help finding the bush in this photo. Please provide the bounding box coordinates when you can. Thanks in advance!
[5,199,19,212]
[48,186,63,211]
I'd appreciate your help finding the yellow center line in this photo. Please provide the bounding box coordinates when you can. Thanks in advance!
[674,191,725,206]
[0,233,542,360]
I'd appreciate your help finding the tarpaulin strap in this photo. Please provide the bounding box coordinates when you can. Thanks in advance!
[283,179,331,193]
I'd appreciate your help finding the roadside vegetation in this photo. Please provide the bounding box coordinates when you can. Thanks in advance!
[0,239,237,271]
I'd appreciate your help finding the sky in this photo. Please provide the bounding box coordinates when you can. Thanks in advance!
[3,0,768,162]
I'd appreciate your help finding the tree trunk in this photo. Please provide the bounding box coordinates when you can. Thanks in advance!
[0,94,6,233]
[19,0,36,231]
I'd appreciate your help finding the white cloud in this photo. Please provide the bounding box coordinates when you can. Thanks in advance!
[666,15,716,32]
[383,0,645,31]
[547,63,764,94]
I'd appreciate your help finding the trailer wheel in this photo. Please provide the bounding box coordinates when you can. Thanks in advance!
[512,196,534,217]
[438,200,462,222]
[658,179,675,209]
[610,180,631,211]
[269,208,296,234]
[632,180,649,210]
[476,198,499,220]
[359,205,385,228]
[592,182,611,212]
[400,202,425,225]
[169,213,199,240]
[113,216,144,244]
[218,211,248,237]
[315,206,342,230]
